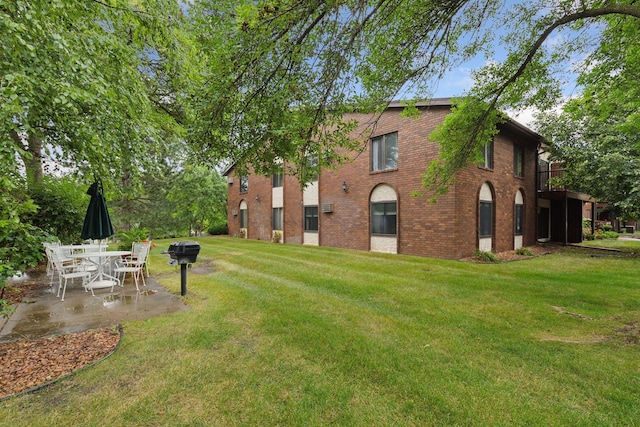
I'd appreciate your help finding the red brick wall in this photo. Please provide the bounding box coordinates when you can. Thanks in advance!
[283,175,303,244]
[318,106,462,257]
[225,104,540,259]
[453,129,538,257]
[226,168,273,242]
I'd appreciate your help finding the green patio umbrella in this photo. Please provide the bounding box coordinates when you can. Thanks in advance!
[81,179,114,240]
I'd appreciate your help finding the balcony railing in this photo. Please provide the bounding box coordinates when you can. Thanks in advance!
[537,168,568,191]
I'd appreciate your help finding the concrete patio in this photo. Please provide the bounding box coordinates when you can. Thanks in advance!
[0,269,189,342]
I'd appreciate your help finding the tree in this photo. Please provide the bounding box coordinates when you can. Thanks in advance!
[166,165,228,236]
[188,0,640,196]
[535,16,640,220]
[1,0,194,188]
[0,0,196,311]
[0,147,44,317]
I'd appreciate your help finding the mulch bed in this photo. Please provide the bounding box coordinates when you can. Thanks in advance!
[0,327,120,399]
[1,267,121,400]
[460,243,564,263]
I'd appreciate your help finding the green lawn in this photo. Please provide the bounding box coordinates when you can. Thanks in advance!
[3,237,640,426]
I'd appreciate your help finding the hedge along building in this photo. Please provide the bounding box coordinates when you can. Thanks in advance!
[224,99,562,259]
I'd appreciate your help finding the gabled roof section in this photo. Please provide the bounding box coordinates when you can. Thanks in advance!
[387,98,543,145]
[221,163,234,177]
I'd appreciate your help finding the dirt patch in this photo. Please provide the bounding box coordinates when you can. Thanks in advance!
[551,305,593,320]
[614,321,640,345]
[189,259,215,275]
[541,310,640,346]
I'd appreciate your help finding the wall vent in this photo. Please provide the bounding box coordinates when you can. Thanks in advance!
[321,203,333,213]
[227,177,234,184]
[231,209,238,216]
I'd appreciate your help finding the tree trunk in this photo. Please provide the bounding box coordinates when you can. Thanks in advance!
[26,133,44,186]
[10,130,44,188]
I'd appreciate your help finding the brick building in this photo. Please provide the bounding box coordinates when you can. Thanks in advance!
[224,99,581,259]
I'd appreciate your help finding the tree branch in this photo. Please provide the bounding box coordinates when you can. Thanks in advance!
[467,4,640,164]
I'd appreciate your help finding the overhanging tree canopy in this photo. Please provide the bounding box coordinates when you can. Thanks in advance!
[189,0,640,196]
[1,0,194,186]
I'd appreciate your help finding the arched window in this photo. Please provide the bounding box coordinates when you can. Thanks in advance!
[239,200,248,238]
[478,182,494,252]
[514,190,524,249]
[370,184,398,254]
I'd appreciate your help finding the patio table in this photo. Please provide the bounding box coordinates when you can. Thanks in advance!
[69,250,132,291]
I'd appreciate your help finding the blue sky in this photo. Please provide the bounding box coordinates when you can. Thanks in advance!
[422,0,604,129]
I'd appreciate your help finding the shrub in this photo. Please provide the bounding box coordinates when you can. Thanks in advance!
[116,227,150,251]
[475,250,499,262]
[207,222,228,235]
[25,176,86,243]
[601,224,613,232]
[515,247,534,256]
[603,231,619,239]
[584,232,595,241]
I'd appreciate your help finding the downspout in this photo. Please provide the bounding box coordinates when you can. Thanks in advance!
[591,201,596,236]
[564,197,568,245]
[535,144,540,241]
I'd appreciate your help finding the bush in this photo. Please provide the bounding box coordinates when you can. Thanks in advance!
[601,224,613,232]
[475,250,499,262]
[515,247,534,256]
[603,231,619,239]
[584,232,595,241]
[25,176,86,243]
[116,227,150,251]
[207,222,228,235]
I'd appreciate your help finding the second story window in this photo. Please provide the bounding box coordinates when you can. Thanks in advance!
[514,144,524,177]
[371,132,398,172]
[272,170,283,188]
[239,175,248,193]
[306,155,319,182]
[481,140,494,170]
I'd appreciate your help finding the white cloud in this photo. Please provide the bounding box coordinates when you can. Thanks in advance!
[431,66,475,97]
[507,106,540,129]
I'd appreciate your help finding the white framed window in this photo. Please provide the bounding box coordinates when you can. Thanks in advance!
[478,182,494,252]
[371,132,398,172]
[515,190,524,236]
[482,140,494,169]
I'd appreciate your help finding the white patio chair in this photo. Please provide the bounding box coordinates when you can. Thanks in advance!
[114,244,149,291]
[50,251,92,301]
[43,242,59,279]
[128,241,151,277]
[46,244,77,286]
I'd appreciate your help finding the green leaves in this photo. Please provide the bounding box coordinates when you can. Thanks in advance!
[424,97,502,200]
[536,14,640,219]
